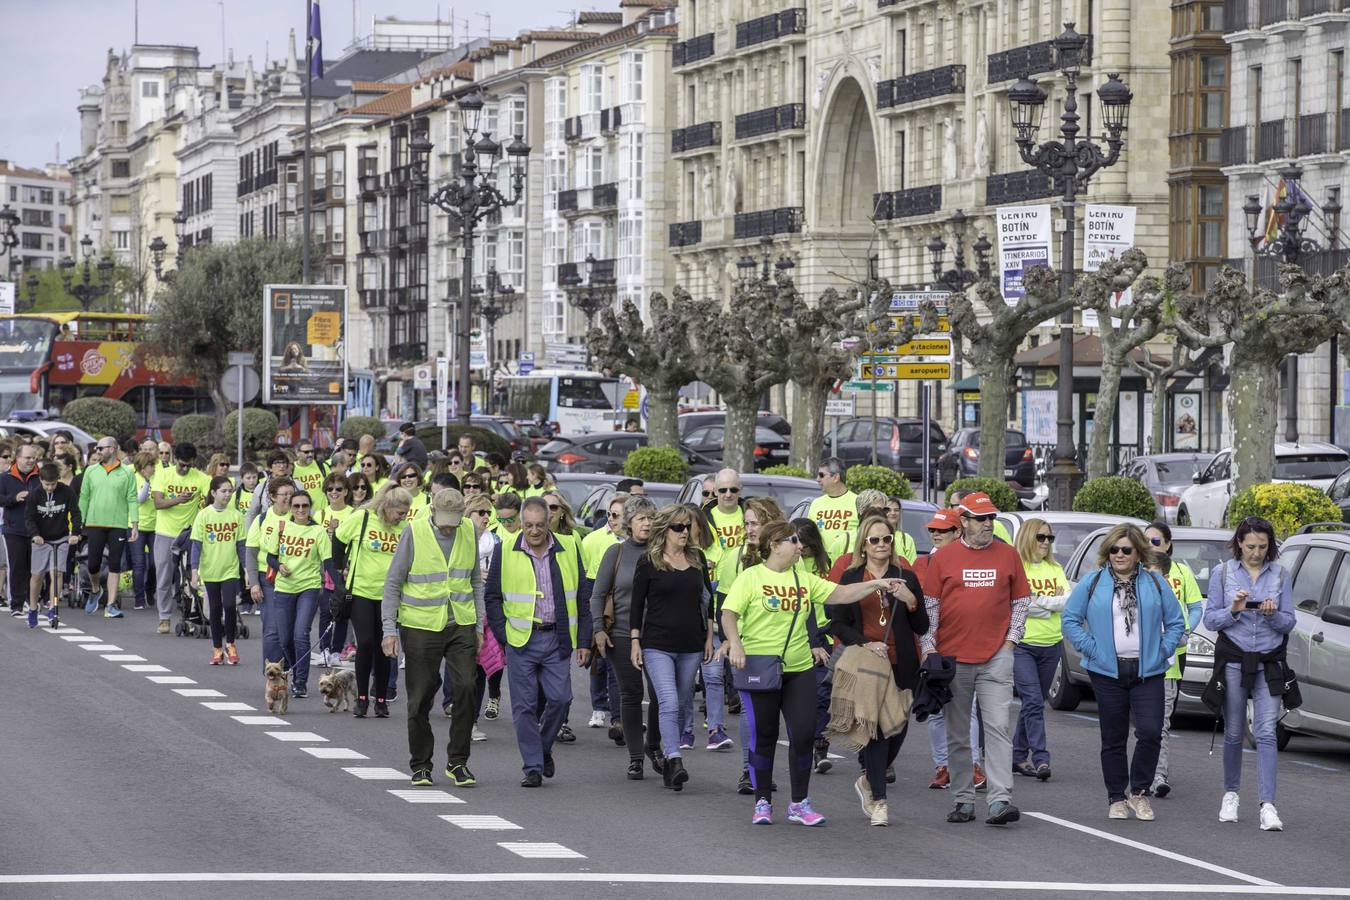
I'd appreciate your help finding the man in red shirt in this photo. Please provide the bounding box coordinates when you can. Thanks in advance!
[919,492,1030,826]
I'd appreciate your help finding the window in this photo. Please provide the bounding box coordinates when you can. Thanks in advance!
[544,292,566,340]
[581,146,604,188]
[20,233,41,250]
[506,230,524,282]
[481,103,499,139]
[545,77,566,143]
[621,51,645,103]
[113,230,129,249]
[141,81,159,98]
[623,133,644,201]
[1291,547,1339,612]
[507,98,526,141]
[618,213,643,279]
[111,160,130,179]
[582,64,604,114]
[1197,184,1224,258]
[573,221,603,262]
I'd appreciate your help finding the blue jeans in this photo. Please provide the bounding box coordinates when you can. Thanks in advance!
[1013,642,1062,767]
[1223,662,1280,804]
[259,581,281,672]
[927,703,984,766]
[643,648,702,759]
[505,628,573,775]
[680,636,726,734]
[125,531,153,607]
[272,588,322,690]
[1089,660,1164,803]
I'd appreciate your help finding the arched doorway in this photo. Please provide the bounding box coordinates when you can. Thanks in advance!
[814,77,878,232]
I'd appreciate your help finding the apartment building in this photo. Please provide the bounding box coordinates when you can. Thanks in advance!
[0,161,73,278]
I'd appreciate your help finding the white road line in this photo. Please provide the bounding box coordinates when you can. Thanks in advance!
[300,747,368,760]
[101,654,146,662]
[265,731,327,742]
[44,626,81,634]
[1068,713,1099,722]
[79,643,123,651]
[147,675,196,684]
[498,843,586,859]
[343,767,409,780]
[1290,760,1341,773]
[58,635,99,642]
[387,789,464,804]
[122,664,170,672]
[202,702,255,711]
[230,715,288,726]
[172,688,225,697]
[1024,811,1278,887]
[438,815,521,830]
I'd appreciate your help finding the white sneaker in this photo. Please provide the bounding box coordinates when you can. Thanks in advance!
[587,710,607,728]
[1219,791,1240,823]
[1259,803,1283,832]
[869,798,889,826]
[1126,792,1155,821]
[471,726,487,742]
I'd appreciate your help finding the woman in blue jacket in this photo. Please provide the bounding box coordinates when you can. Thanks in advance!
[1062,523,1185,823]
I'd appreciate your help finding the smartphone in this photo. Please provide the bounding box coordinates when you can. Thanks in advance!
[1243,599,1262,610]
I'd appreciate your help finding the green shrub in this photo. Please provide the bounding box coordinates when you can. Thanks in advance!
[944,476,1018,511]
[224,407,280,452]
[845,464,913,500]
[1072,476,1157,521]
[1227,482,1343,540]
[413,425,511,458]
[624,446,689,484]
[61,397,136,443]
[339,415,386,442]
[762,464,811,479]
[170,414,218,449]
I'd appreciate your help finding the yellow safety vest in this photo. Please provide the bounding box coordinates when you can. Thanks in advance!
[500,532,580,649]
[398,516,478,632]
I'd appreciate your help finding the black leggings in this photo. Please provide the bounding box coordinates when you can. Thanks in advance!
[350,597,390,701]
[85,527,127,576]
[611,635,658,763]
[205,579,239,648]
[741,668,817,803]
[860,723,909,801]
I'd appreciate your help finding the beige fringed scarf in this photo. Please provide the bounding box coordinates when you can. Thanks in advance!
[825,645,912,752]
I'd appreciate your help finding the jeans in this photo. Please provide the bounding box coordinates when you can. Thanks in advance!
[643,648,702,759]
[680,636,726,734]
[927,701,984,767]
[258,580,281,672]
[1151,680,1180,784]
[126,530,153,607]
[1223,662,1280,804]
[504,628,573,775]
[947,646,1015,806]
[403,622,478,771]
[272,588,322,690]
[1088,658,1165,803]
[589,654,617,714]
[1013,642,1061,767]
[862,724,908,801]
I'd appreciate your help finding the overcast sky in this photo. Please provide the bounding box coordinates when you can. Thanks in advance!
[0,0,585,168]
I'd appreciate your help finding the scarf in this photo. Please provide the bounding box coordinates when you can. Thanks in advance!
[1112,571,1139,635]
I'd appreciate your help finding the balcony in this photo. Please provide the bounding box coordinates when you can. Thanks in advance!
[359,288,387,310]
[1298,113,1330,155]
[388,342,427,365]
[557,189,579,213]
[733,206,803,239]
[1220,125,1250,165]
[985,170,1056,206]
[877,64,966,110]
[600,106,623,134]
[1224,0,1252,29]
[734,8,806,49]
[359,173,381,196]
[672,121,722,153]
[1261,0,1293,24]
[592,182,619,208]
[669,221,703,247]
[987,35,1092,84]
[734,103,806,140]
[236,175,254,198]
[872,184,942,221]
[558,257,618,284]
[672,33,715,67]
[359,231,389,253]
[1257,118,1287,161]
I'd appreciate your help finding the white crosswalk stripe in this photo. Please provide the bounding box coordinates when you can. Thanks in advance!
[497,842,586,859]
[439,815,521,830]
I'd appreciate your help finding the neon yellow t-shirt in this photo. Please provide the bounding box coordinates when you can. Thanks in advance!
[191,505,245,583]
[150,465,211,537]
[263,519,331,594]
[290,461,329,515]
[321,503,353,534]
[808,490,858,561]
[335,511,403,601]
[1164,560,1203,680]
[581,527,620,580]
[1021,558,1070,646]
[723,563,831,673]
[706,506,746,567]
[136,473,157,531]
[246,509,290,573]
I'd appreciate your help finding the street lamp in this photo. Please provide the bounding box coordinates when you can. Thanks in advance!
[1242,165,1327,265]
[1007,21,1133,510]
[561,253,615,368]
[0,205,19,258]
[473,265,517,413]
[58,235,116,310]
[411,88,531,425]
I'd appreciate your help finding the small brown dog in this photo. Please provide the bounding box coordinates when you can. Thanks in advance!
[318,669,357,713]
[264,660,289,715]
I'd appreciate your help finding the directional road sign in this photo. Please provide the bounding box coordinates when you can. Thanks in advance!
[888,314,951,333]
[859,362,953,381]
[864,338,952,357]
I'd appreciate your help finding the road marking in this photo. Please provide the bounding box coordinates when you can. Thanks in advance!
[101,654,146,662]
[1290,760,1341,773]
[777,739,843,759]
[122,664,171,672]
[230,715,288,726]
[498,843,585,859]
[172,688,226,697]
[147,675,197,684]
[438,815,521,830]
[1025,811,1278,886]
[300,747,368,759]
[265,731,327,742]
[1068,713,1098,722]
[79,643,122,651]
[202,702,255,711]
[387,790,464,804]
[58,635,100,642]
[45,627,82,634]
[343,767,409,780]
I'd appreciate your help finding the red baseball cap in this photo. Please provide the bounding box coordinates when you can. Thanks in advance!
[957,492,999,517]
[925,508,961,530]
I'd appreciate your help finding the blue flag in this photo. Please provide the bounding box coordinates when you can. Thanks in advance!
[308,1,324,79]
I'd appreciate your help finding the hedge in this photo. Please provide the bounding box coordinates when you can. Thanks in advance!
[224,407,281,452]
[413,425,511,459]
[170,414,218,449]
[1072,476,1157,521]
[761,464,810,479]
[944,476,1018,511]
[624,447,689,484]
[339,415,386,442]
[61,397,136,443]
[1227,482,1343,540]
[845,465,913,500]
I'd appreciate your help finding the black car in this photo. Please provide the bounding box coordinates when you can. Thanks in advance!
[535,432,718,475]
[678,411,792,439]
[470,416,533,455]
[935,428,1036,488]
[683,424,791,471]
[821,416,947,483]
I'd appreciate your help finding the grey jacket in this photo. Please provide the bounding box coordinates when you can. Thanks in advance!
[590,538,648,637]
[381,521,485,639]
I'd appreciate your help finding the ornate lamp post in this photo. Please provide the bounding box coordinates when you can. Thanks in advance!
[410,89,531,425]
[0,205,19,259]
[1007,22,1133,509]
[474,265,517,414]
[561,253,615,368]
[58,235,115,310]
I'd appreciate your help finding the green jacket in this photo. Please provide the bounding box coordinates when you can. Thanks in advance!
[78,461,138,529]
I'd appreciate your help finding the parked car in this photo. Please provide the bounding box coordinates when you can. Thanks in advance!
[787,497,941,557]
[0,420,98,454]
[993,512,1148,568]
[678,411,791,439]
[548,473,628,516]
[1325,465,1350,523]
[469,415,533,455]
[535,432,718,475]
[935,428,1036,488]
[1177,442,1350,528]
[676,473,820,518]
[683,424,791,470]
[820,416,947,483]
[576,481,682,528]
[1051,525,1230,715]
[1120,452,1218,523]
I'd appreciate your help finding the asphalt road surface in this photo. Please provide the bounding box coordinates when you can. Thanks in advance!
[2,606,1348,900]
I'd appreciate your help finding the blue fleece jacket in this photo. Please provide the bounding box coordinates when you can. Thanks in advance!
[1062,564,1186,679]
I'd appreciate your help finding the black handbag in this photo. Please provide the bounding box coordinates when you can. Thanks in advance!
[732,572,804,693]
[332,511,370,619]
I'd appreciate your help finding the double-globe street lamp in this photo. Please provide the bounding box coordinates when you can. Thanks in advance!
[1007,22,1133,510]
[410,90,530,426]
[59,234,116,310]
[474,265,517,413]
[148,208,189,284]
[561,253,615,369]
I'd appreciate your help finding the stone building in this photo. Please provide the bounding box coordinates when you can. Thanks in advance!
[0,161,72,278]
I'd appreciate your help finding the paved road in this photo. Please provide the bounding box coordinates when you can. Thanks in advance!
[2,606,1347,900]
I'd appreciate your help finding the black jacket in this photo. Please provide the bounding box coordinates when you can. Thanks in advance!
[911,653,957,722]
[1203,630,1296,715]
[396,435,428,469]
[0,465,41,536]
[25,482,82,542]
[828,563,928,690]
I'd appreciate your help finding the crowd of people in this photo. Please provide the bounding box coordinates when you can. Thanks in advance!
[0,431,1299,832]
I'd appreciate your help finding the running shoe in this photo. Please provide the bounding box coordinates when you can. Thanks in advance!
[947,803,976,823]
[930,766,951,790]
[447,764,477,787]
[104,602,124,619]
[339,643,357,662]
[252,606,261,615]
[354,697,369,718]
[225,644,240,665]
[1259,803,1283,832]
[679,729,695,750]
[1219,791,1240,823]
[787,798,825,827]
[1036,763,1053,782]
[484,698,500,720]
[411,768,433,786]
[813,741,832,774]
[706,727,733,751]
[46,606,59,630]
[10,606,25,617]
[84,590,102,614]
[1151,778,1170,797]
[210,649,225,665]
[1126,792,1154,821]
[588,710,607,728]
[751,799,773,825]
[157,620,171,634]
[985,801,1020,826]
[292,686,307,699]
[133,600,146,610]
[1108,801,1129,820]
[738,768,753,795]
[374,699,389,718]
[556,724,576,743]
[870,799,889,827]
[443,702,453,718]
[27,606,38,629]
[1013,760,1036,777]
[471,726,487,742]
[973,763,988,790]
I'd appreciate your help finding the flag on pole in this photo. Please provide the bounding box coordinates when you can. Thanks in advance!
[308,1,324,79]
[1263,178,1286,246]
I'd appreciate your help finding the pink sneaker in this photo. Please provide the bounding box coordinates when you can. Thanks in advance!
[339,643,357,662]
[751,799,772,825]
[787,798,826,826]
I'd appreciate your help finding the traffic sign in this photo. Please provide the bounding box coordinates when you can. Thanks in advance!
[859,362,952,380]
[888,314,951,333]
[518,351,535,375]
[825,396,855,417]
[414,365,433,390]
[889,290,950,312]
[220,366,261,404]
[842,380,895,392]
[864,338,952,357]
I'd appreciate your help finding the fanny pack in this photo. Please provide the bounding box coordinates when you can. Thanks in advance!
[732,571,803,693]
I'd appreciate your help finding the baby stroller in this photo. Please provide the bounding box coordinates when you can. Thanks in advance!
[171,530,249,640]
[62,541,95,610]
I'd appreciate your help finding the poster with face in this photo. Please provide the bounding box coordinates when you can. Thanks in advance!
[263,284,348,404]
[1172,392,1200,450]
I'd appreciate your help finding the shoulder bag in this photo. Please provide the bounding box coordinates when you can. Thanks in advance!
[731,570,804,693]
[332,510,369,619]
[264,519,286,584]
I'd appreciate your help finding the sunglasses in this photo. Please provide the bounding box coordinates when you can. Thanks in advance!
[1035,533,1055,543]
[668,522,690,533]
[1149,537,1164,546]
[497,515,517,525]
[607,511,622,519]
[866,534,894,546]
[927,527,956,535]
[717,486,740,495]
[353,485,369,492]
[701,490,713,499]
[361,461,375,468]
[471,509,490,517]
[326,485,346,492]
[292,503,312,511]
[815,471,829,479]
[779,535,800,545]
[297,448,314,455]
[962,513,996,523]
[1108,545,1136,556]
[400,474,420,480]
[546,504,562,513]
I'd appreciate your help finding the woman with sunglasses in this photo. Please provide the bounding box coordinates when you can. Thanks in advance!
[359,454,390,494]
[263,489,333,699]
[827,514,927,825]
[1143,520,1203,798]
[1062,523,1185,822]
[394,464,428,518]
[204,453,232,482]
[543,490,588,540]
[128,451,160,612]
[348,472,374,509]
[1011,518,1071,781]
[246,477,295,670]
[723,521,909,826]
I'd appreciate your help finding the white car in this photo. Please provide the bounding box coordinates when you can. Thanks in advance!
[1176,441,1350,528]
[0,420,100,455]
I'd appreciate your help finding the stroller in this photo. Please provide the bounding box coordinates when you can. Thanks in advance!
[62,541,95,610]
[172,530,250,640]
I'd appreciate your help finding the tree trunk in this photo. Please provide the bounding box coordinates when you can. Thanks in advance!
[1228,355,1279,494]
[723,400,758,473]
[645,385,680,450]
[789,377,828,473]
[208,377,229,434]
[976,357,1012,480]
[1150,372,1167,455]
[1087,351,1126,480]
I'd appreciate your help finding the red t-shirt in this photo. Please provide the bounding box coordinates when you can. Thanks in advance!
[919,540,1029,664]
